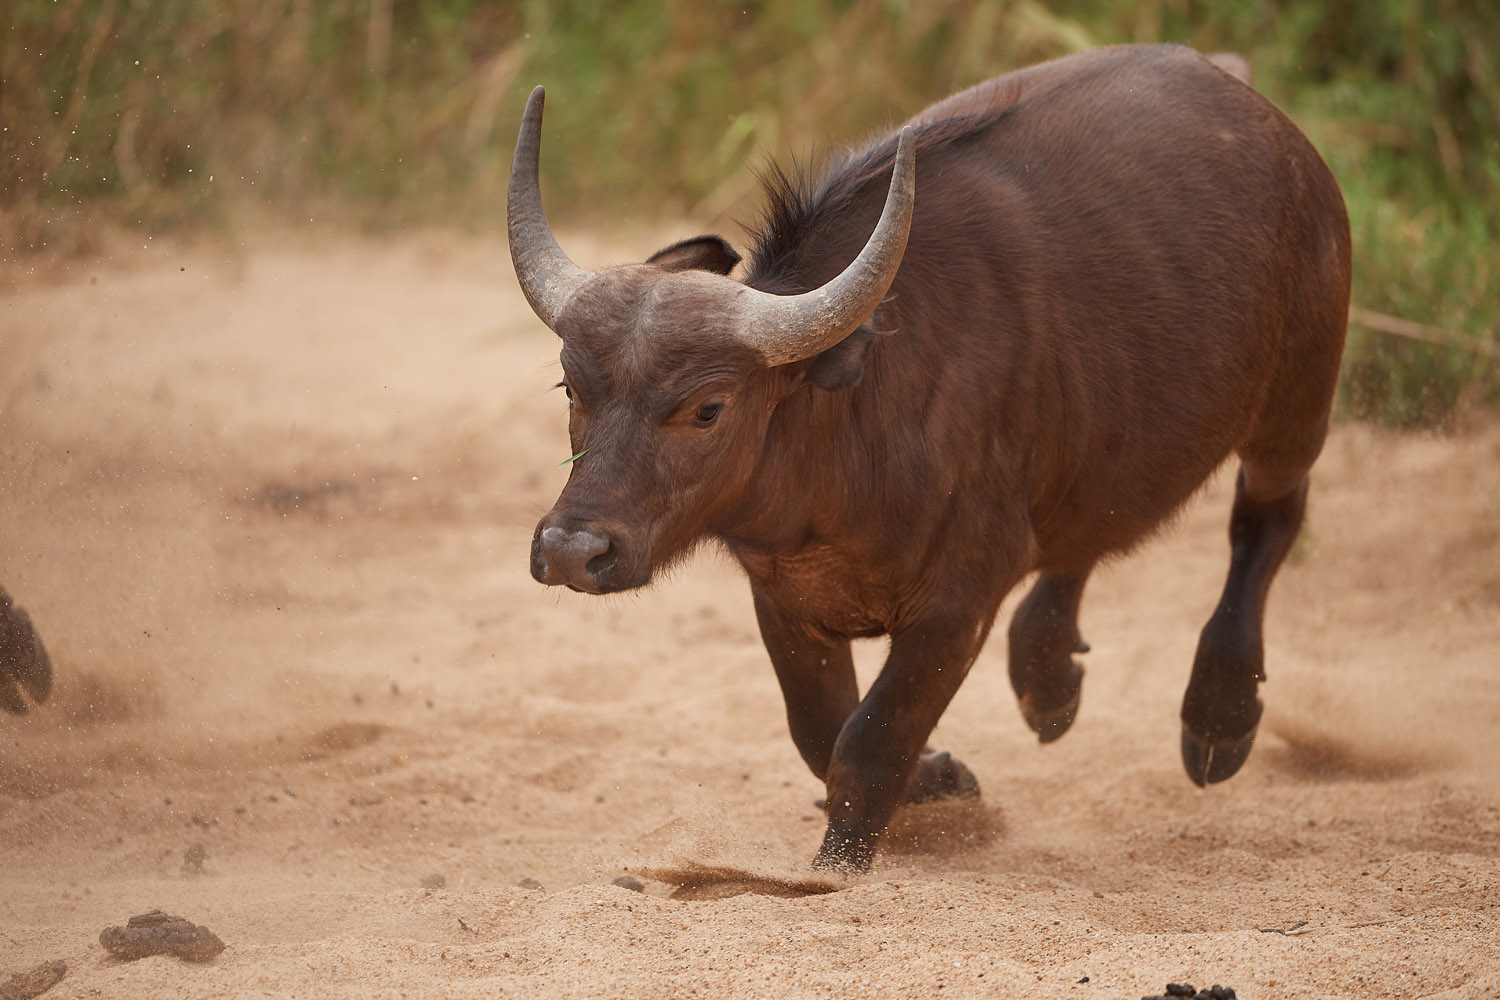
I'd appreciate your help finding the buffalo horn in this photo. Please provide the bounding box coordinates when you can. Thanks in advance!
[736,126,917,366]
[508,86,587,329]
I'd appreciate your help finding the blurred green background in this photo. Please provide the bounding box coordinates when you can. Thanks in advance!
[4,0,1496,425]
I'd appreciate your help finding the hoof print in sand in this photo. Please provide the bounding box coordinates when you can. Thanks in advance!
[99,910,225,963]
[0,960,66,1000]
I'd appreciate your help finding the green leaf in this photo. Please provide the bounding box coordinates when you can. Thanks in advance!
[559,449,589,467]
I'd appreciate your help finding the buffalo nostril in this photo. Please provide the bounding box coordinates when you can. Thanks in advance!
[529,534,550,583]
[585,547,616,577]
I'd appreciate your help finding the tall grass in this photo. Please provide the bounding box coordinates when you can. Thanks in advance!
[4,0,1496,424]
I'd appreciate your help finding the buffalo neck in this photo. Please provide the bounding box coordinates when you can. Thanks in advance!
[712,326,953,573]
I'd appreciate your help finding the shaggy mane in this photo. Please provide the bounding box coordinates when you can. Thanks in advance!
[743,107,1014,292]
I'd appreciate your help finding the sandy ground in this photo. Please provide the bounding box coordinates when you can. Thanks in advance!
[1,230,1498,1000]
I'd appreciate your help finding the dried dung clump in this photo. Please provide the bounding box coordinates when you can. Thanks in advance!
[99,910,225,962]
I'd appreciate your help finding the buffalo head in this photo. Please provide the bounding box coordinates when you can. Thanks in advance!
[509,86,915,593]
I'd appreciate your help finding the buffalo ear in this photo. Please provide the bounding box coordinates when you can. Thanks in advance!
[646,235,742,275]
[805,320,879,391]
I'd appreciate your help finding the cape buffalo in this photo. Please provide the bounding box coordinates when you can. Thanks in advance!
[509,44,1350,872]
[0,587,52,715]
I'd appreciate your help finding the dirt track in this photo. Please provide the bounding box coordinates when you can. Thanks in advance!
[2,231,1498,999]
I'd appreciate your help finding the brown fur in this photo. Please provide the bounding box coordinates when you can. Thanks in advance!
[525,45,1351,872]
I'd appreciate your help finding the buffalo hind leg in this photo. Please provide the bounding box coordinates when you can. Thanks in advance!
[1181,464,1308,786]
[755,592,979,807]
[1008,569,1092,742]
[905,747,981,803]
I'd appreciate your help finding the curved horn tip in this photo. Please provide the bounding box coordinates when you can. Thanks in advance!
[509,81,586,329]
[735,121,918,367]
[894,125,916,176]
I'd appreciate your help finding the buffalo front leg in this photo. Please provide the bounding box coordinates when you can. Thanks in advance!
[753,592,860,781]
[755,593,978,806]
[1008,569,1092,742]
[1181,466,1308,786]
[814,611,995,873]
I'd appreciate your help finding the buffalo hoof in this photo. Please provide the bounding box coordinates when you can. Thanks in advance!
[811,829,875,876]
[1180,723,1258,788]
[1021,683,1082,744]
[1017,659,1083,744]
[906,750,981,804]
[0,591,53,716]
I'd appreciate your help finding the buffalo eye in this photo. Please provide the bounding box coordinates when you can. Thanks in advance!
[556,381,574,402]
[692,402,723,428]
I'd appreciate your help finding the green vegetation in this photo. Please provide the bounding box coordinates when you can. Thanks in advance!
[5,0,1496,424]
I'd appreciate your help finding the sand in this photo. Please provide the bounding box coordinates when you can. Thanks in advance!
[1,229,1497,999]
